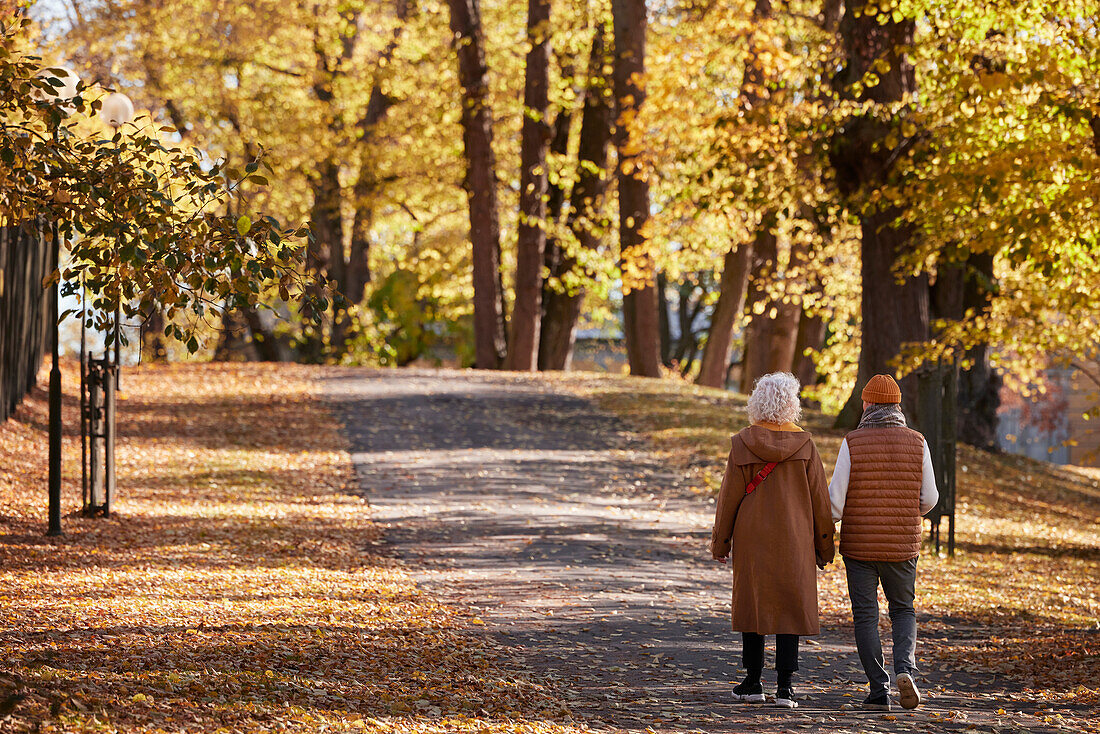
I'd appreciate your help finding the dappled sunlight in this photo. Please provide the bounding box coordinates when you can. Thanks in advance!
[0,365,587,733]
[555,371,1100,712]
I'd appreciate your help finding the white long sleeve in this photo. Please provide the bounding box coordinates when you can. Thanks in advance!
[827,438,851,522]
[919,438,940,516]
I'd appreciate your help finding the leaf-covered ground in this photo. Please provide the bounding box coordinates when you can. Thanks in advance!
[550,372,1100,714]
[4,364,1097,734]
[0,363,586,733]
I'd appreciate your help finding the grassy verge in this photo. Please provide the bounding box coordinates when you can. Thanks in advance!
[1,363,581,734]
[551,371,1100,704]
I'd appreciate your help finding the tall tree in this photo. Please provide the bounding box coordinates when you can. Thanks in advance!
[506,0,553,370]
[611,0,660,377]
[830,0,926,424]
[539,21,614,371]
[696,0,774,390]
[447,0,508,368]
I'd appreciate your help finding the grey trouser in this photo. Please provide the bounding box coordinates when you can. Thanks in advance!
[844,556,919,696]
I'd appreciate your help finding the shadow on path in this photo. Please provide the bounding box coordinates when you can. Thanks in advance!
[326,369,1072,734]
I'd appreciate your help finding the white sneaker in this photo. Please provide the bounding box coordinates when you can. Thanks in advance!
[732,680,765,703]
[897,673,921,709]
[775,687,798,709]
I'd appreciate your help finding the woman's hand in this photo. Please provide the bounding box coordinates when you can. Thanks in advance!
[714,554,729,564]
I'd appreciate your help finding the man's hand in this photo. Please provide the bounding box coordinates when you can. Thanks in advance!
[714,554,729,564]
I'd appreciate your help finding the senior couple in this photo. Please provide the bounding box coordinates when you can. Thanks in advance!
[710,372,939,711]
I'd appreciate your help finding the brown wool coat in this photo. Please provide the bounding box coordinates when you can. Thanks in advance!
[710,425,836,636]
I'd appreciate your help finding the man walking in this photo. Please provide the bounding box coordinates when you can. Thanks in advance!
[828,374,939,711]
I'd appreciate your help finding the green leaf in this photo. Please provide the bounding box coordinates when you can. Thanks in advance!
[236,215,252,236]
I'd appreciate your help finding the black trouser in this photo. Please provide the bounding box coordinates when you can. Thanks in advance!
[741,632,800,673]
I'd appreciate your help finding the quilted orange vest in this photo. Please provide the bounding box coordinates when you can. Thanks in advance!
[839,426,925,562]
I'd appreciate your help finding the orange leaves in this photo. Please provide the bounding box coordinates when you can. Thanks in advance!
[558,370,1100,720]
[0,363,584,734]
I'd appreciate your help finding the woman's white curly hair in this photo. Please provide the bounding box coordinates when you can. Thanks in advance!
[747,372,802,425]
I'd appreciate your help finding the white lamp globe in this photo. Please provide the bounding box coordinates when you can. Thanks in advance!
[35,66,81,105]
[100,92,135,128]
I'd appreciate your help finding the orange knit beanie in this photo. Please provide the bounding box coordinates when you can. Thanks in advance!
[861,374,902,404]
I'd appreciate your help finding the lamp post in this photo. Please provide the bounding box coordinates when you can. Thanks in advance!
[93,91,134,518]
[43,66,81,537]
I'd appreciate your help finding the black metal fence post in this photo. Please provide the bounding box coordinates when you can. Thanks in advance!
[47,221,63,536]
[916,360,959,557]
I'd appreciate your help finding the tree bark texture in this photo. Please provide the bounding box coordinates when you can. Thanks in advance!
[956,252,1001,449]
[539,22,614,371]
[506,0,553,371]
[793,307,826,393]
[447,0,508,369]
[538,106,575,331]
[696,241,753,388]
[831,2,925,426]
[736,257,802,394]
[836,209,929,425]
[0,224,51,422]
[657,272,672,365]
[536,109,576,369]
[612,0,661,377]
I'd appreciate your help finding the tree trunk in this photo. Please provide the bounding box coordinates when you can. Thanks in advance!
[759,237,812,382]
[300,157,344,361]
[447,0,507,369]
[539,22,614,371]
[696,0,773,390]
[140,308,168,363]
[539,106,576,337]
[347,0,413,306]
[957,252,1001,449]
[612,0,661,378]
[696,241,753,388]
[657,272,672,365]
[793,309,826,391]
[831,1,925,427]
[506,0,553,371]
[213,307,256,362]
[739,226,779,392]
[243,305,286,362]
[835,209,929,425]
[0,224,51,422]
[346,193,372,305]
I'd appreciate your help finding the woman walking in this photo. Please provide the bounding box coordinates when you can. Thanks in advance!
[710,372,835,708]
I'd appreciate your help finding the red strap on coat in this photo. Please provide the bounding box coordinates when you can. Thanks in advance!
[745,461,779,494]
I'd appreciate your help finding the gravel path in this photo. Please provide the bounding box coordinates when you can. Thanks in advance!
[325,369,1066,734]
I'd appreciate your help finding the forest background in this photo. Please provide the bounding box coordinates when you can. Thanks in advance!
[20,0,1100,440]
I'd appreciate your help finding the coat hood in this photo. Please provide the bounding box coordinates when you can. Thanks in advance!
[735,425,813,463]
